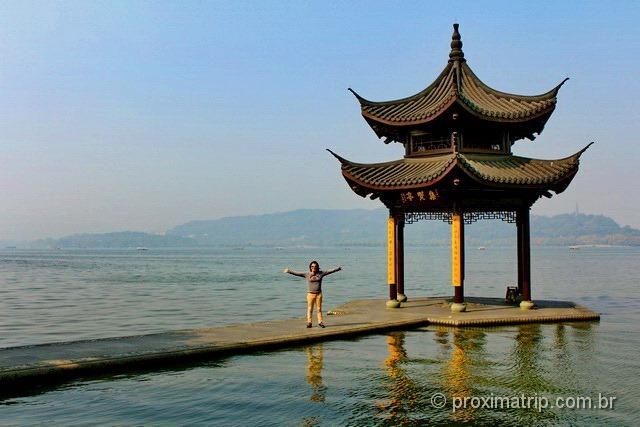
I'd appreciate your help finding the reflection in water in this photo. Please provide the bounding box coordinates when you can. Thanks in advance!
[508,323,590,423]
[376,332,421,424]
[569,321,597,354]
[554,323,567,350]
[512,324,551,392]
[553,323,572,379]
[301,416,320,427]
[367,324,600,425]
[306,344,326,403]
[439,328,486,423]
[553,322,596,391]
[301,345,326,427]
[434,327,451,353]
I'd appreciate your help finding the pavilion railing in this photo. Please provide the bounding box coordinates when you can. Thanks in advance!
[410,136,451,153]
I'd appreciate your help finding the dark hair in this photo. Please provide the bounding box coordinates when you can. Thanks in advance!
[309,260,319,271]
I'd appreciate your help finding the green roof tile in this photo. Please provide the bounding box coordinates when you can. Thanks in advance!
[328,144,592,193]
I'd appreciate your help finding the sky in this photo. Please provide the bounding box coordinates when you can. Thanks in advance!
[1,1,639,241]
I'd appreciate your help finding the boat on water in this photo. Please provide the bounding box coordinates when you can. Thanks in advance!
[477,246,486,250]
[136,247,149,251]
[569,246,580,250]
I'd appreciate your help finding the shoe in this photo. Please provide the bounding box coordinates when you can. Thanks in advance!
[306,322,312,328]
[318,322,325,328]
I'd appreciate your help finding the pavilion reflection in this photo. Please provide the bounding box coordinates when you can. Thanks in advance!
[552,322,596,355]
[554,323,567,350]
[438,327,487,423]
[511,324,551,392]
[506,323,594,423]
[568,321,596,354]
[375,331,422,423]
[371,323,595,424]
[553,322,596,390]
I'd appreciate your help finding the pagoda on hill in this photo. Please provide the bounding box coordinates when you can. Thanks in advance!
[329,24,591,312]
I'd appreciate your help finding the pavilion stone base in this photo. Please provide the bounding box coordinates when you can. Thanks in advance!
[336,296,600,327]
[386,300,401,308]
[450,302,467,313]
[520,300,535,310]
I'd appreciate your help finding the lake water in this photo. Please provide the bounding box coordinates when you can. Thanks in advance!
[1,245,639,425]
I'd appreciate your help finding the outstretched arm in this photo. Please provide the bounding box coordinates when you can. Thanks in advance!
[322,266,342,276]
[283,268,306,278]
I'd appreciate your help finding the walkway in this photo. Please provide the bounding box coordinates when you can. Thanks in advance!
[0,297,599,394]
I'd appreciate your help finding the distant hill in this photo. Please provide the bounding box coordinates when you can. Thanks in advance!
[167,209,640,247]
[31,231,198,249]
[21,210,639,248]
[167,209,387,246]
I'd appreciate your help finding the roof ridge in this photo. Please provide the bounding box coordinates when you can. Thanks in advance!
[337,152,582,193]
[460,62,564,101]
[348,63,455,107]
[456,153,578,186]
[331,151,457,166]
[459,145,593,164]
[326,149,406,168]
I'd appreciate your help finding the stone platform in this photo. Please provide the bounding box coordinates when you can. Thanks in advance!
[0,297,599,395]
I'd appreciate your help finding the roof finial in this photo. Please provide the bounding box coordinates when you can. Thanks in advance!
[449,23,465,63]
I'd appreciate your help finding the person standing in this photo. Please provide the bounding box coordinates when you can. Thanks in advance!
[284,261,342,328]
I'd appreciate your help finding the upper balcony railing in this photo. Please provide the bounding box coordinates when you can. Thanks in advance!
[407,131,510,156]
[409,135,451,155]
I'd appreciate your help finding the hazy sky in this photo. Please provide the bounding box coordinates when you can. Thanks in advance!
[1,1,638,241]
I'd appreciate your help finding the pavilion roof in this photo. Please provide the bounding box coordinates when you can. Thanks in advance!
[349,24,567,132]
[328,143,592,194]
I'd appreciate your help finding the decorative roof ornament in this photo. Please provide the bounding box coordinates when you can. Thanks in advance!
[448,23,465,63]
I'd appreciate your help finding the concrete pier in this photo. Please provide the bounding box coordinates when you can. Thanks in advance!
[0,297,599,394]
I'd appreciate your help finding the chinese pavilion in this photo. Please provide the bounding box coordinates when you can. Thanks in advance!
[329,24,591,312]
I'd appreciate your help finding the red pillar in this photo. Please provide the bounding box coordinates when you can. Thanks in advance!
[517,214,523,295]
[518,208,532,306]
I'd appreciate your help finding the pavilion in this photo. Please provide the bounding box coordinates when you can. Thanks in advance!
[329,24,591,312]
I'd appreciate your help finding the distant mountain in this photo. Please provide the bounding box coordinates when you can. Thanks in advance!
[20,210,640,249]
[30,231,198,249]
[167,209,640,247]
[167,209,387,246]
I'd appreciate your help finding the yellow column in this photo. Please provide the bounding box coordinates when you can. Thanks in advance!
[386,215,400,308]
[451,213,462,287]
[387,216,396,285]
[451,213,466,312]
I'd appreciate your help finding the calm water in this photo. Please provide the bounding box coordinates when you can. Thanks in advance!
[1,245,639,425]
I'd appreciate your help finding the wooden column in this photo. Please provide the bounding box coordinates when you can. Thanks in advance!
[451,212,465,311]
[518,207,533,309]
[386,213,400,307]
[396,215,407,302]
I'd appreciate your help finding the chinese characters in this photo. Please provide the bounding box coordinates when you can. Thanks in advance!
[401,189,439,204]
